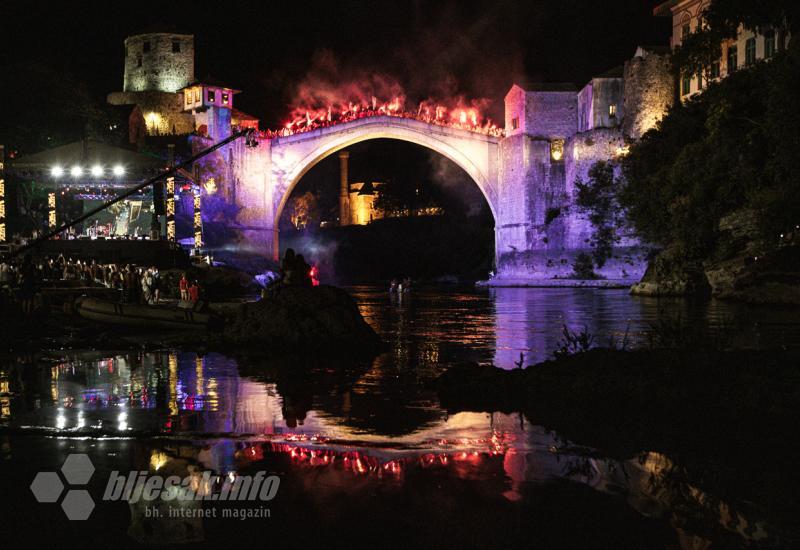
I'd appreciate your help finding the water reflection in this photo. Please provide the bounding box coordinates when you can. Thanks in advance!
[2,286,799,547]
[352,285,800,367]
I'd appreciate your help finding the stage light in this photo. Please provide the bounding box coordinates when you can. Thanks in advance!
[70,166,83,177]
[112,165,125,177]
[51,166,64,178]
[91,165,103,177]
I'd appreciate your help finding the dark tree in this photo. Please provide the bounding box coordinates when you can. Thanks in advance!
[575,161,624,268]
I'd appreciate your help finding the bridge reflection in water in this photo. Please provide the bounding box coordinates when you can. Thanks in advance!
[0,345,783,547]
[2,286,799,546]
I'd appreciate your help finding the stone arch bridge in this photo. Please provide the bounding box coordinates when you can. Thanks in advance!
[228,115,500,258]
[203,75,665,283]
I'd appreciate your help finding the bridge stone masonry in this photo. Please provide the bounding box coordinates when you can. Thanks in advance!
[197,46,674,286]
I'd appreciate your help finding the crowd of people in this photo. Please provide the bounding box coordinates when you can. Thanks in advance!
[0,254,204,311]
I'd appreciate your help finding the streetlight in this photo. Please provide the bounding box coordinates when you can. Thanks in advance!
[51,166,64,178]
[112,165,125,177]
[70,166,83,178]
[91,165,103,177]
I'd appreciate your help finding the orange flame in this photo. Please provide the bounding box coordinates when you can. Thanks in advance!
[262,94,503,139]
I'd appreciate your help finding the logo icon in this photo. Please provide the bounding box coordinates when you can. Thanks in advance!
[30,453,95,520]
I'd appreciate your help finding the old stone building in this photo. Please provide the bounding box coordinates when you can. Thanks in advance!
[107,32,196,136]
[492,46,675,283]
[655,0,792,100]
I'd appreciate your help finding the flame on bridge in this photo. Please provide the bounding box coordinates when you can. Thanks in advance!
[260,95,505,139]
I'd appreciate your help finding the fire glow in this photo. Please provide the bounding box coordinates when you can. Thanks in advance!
[262,95,504,138]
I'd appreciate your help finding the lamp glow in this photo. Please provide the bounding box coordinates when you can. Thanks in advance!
[51,166,64,178]
[91,165,103,177]
[112,165,125,177]
[70,166,83,177]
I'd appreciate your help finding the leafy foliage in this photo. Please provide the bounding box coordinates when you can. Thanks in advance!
[571,252,596,279]
[619,38,800,260]
[574,161,624,268]
[553,325,595,358]
[286,191,320,229]
[373,178,442,217]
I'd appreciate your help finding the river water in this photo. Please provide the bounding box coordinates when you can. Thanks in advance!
[1,286,798,547]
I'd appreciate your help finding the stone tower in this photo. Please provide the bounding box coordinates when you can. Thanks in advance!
[622,46,675,139]
[123,33,194,93]
[496,83,577,276]
[108,32,195,136]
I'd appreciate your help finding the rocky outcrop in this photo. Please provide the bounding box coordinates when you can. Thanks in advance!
[631,209,800,303]
[630,246,711,297]
[224,285,382,353]
[705,247,800,304]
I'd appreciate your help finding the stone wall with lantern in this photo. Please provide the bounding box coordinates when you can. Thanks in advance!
[492,48,672,283]
[107,33,197,137]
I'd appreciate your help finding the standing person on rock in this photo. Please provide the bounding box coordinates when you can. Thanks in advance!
[281,248,296,286]
[179,273,190,302]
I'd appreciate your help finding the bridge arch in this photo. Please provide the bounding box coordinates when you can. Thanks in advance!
[269,116,499,256]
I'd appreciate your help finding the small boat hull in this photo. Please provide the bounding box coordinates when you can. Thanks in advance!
[75,297,211,330]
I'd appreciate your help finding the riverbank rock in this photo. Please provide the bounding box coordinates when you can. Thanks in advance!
[705,245,800,304]
[629,246,711,297]
[223,285,382,354]
[632,209,800,303]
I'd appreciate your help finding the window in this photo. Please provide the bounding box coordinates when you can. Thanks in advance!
[194,88,200,102]
[696,72,703,90]
[222,92,229,105]
[764,30,776,58]
[608,104,617,118]
[681,73,691,95]
[710,61,720,79]
[185,90,192,106]
[143,41,151,53]
[511,117,519,130]
[745,37,756,65]
[727,45,738,74]
[207,89,215,103]
[550,139,564,162]
[137,55,142,68]
[681,23,690,41]
[172,40,181,53]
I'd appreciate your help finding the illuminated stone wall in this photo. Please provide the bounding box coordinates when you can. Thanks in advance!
[123,33,194,93]
[107,90,194,136]
[622,48,675,139]
[494,78,650,283]
[578,77,624,133]
[109,32,196,137]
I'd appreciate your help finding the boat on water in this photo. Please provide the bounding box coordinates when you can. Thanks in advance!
[74,296,212,330]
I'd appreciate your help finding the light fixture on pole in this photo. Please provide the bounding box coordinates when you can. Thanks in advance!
[48,192,57,229]
[193,191,203,250]
[166,176,176,242]
[0,145,5,243]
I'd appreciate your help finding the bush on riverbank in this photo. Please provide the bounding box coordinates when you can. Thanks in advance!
[620,31,800,300]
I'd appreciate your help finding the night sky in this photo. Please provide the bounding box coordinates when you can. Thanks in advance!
[1,0,670,128]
